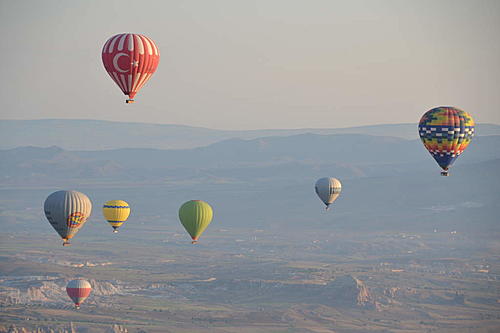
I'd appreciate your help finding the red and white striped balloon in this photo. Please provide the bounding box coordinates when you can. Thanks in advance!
[102,33,160,103]
[66,279,92,309]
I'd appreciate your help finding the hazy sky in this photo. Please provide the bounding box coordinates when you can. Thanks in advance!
[1,0,499,130]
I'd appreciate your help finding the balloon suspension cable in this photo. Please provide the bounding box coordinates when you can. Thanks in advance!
[126,99,135,104]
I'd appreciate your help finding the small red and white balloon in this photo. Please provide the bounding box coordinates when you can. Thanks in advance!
[66,279,92,309]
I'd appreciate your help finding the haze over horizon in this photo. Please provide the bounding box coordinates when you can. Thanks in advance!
[2,118,500,132]
[1,0,499,130]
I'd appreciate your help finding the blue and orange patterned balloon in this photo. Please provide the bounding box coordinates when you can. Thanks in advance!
[418,107,474,176]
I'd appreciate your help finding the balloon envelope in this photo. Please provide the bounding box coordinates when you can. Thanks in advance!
[44,191,92,245]
[315,178,342,209]
[102,33,160,103]
[102,200,130,232]
[178,200,213,243]
[66,279,92,309]
[418,107,475,175]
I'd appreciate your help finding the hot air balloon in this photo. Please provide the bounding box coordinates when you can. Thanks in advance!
[102,33,160,103]
[418,107,475,176]
[315,177,342,210]
[102,200,131,233]
[178,200,213,244]
[66,279,92,309]
[44,191,92,246]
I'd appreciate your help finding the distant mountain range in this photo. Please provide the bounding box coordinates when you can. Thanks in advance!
[1,132,498,233]
[1,118,499,236]
[1,134,498,186]
[1,119,499,150]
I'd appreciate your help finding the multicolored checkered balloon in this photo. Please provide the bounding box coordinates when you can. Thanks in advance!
[418,107,474,176]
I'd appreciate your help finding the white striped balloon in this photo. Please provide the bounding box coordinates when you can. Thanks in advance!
[315,178,342,210]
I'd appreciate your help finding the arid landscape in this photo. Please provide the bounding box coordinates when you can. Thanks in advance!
[1,204,499,332]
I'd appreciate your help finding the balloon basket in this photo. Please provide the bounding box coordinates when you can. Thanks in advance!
[126,99,135,104]
[191,240,198,244]
[63,242,71,247]
[112,229,118,233]
[441,171,449,176]
[75,305,80,310]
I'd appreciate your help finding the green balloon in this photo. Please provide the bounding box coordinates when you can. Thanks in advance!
[178,200,213,243]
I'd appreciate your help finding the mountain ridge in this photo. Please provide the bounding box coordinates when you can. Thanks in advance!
[1,133,498,190]
[2,119,499,150]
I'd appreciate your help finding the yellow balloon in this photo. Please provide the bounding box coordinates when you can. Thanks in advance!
[102,200,130,233]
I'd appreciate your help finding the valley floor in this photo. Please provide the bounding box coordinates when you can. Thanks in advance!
[1,228,499,332]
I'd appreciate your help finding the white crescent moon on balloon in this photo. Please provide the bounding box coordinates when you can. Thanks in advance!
[113,53,129,73]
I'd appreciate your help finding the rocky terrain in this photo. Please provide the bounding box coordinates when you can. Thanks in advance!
[0,324,129,333]
[0,277,128,306]
[0,274,375,309]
